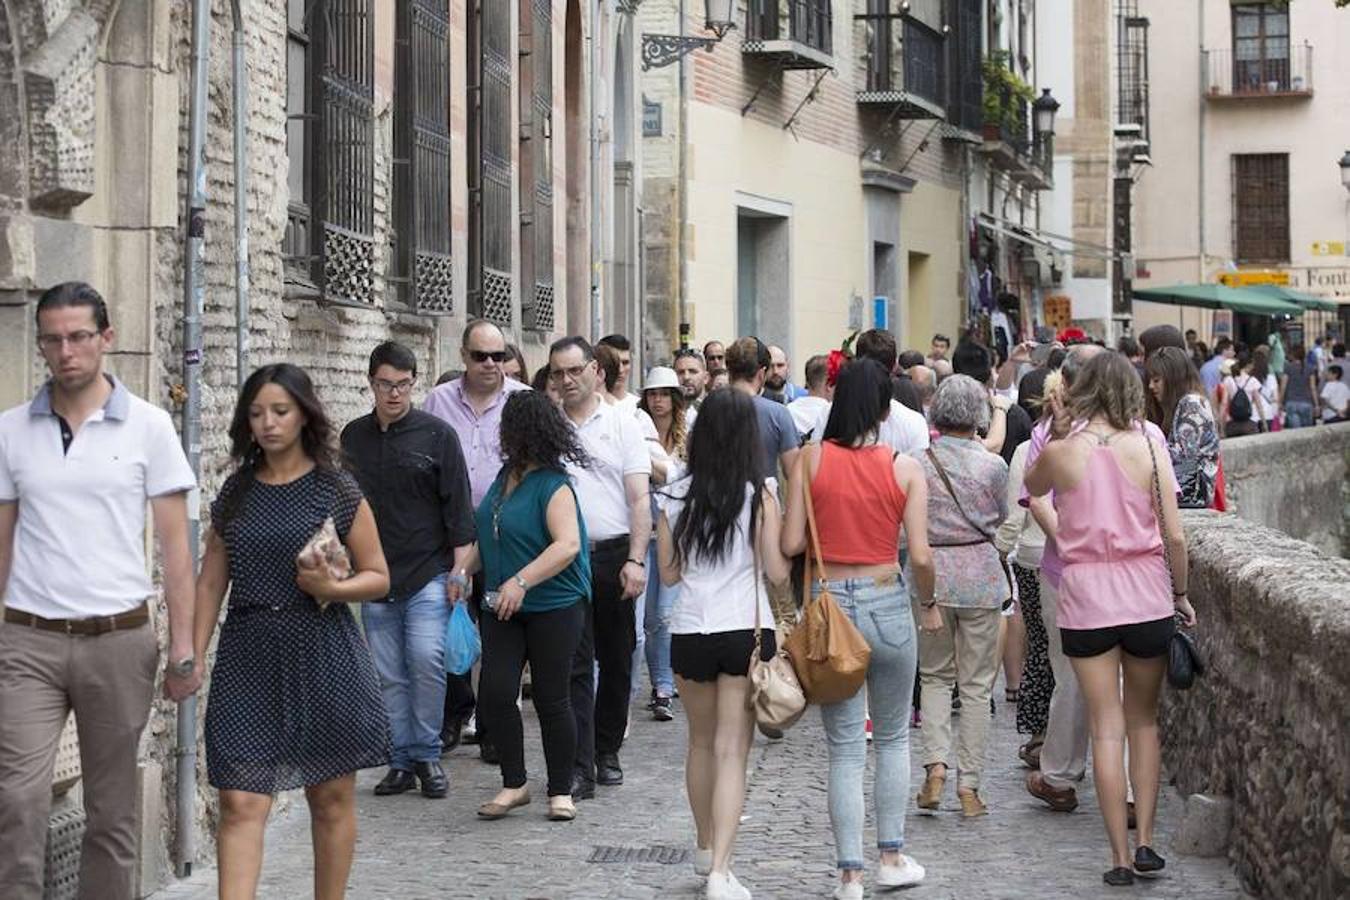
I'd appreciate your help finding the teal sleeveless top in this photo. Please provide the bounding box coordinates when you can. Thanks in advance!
[475,468,590,613]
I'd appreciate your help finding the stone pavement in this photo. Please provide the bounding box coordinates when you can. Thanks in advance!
[152,685,1246,900]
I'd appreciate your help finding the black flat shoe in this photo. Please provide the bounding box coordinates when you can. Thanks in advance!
[570,773,596,800]
[596,752,624,786]
[1134,846,1166,875]
[414,761,449,799]
[373,768,417,796]
[1103,867,1135,887]
[440,715,464,755]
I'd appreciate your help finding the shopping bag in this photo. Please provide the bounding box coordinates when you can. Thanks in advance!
[444,601,481,675]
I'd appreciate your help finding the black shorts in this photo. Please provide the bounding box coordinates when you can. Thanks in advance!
[1060,616,1175,659]
[670,629,777,682]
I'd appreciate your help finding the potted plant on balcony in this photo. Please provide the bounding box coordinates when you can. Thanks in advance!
[982,50,1035,141]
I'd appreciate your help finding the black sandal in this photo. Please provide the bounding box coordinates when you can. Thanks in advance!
[1103,867,1135,887]
[1134,846,1165,875]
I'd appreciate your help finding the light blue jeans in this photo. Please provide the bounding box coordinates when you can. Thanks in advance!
[816,575,918,872]
[643,541,676,697]
[1284,401,1314,429]
[362,573,450,769]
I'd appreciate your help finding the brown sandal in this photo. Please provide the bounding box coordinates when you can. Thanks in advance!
[477,790,531,819]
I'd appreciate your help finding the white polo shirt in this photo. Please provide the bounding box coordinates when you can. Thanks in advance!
[566,397,651,541]
[0,376,195,618]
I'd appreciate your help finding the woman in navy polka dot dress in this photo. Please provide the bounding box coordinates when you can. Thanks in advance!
[193,363,392,899]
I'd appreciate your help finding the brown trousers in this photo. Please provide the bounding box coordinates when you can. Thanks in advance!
[0,621,158,900]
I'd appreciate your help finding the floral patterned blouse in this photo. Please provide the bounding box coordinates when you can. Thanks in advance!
[1168,393,1220,509]
[907,435,1010,610]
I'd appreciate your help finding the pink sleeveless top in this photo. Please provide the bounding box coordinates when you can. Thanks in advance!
[1054,440,1174,630]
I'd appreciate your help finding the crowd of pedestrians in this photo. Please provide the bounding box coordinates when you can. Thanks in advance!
[4,278,1337,899]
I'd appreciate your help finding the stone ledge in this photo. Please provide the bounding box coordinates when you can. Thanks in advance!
[1165,510,1350,898]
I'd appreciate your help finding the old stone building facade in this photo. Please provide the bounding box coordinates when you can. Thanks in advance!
[0,0,641,895]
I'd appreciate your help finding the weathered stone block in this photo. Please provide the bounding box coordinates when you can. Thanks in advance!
[50,714,80,796]
[1176,793,1233,857]
[31,216,93,287]
[135,761,167,898]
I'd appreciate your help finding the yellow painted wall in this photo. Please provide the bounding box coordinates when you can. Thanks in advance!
[901,179,963,350]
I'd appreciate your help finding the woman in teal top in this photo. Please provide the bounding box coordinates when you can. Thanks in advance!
[462,390,591,823]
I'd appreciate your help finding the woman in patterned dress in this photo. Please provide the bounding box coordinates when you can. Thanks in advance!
[1144,347,1220,508]
[193,363,392,900]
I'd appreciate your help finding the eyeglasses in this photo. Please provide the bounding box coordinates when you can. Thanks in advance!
[37,330,102,351]
[373,378,416,395]
[469,350,508,364]
[548,364,590,382]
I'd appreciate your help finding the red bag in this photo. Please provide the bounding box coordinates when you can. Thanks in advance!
[1209,456,1227,512]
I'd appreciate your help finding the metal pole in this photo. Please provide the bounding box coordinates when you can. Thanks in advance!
[177,0,210,878]
[1197,1,1206,282]
[589,0,602,341]
[676,0,688,340]
[233,0,250,384]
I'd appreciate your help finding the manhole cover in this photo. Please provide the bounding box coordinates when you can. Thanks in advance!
[587,845,692,865]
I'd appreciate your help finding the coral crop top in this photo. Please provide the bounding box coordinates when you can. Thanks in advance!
[809,442,907,565]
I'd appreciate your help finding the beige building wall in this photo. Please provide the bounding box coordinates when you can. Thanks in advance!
[1133,0,1350,337]
[902,180,965,348]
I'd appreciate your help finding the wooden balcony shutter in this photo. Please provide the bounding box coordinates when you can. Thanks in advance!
[520,0,555,331]
[314,0,376,304]
[469,0,515,327]
[394,0,454,313]
[1233,153,1289,264]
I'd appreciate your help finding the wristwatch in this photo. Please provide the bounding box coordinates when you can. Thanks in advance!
[170,657,195,678]
[512,574,529,591]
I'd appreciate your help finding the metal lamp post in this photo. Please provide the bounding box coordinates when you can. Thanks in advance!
[1340,150,1350,193]
[1032,87,1060,168]
[640,0,736,70]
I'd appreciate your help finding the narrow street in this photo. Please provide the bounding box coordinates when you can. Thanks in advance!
[154,680,1244,900]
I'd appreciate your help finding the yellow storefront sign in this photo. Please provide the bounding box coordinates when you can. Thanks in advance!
[1311,241,1346,257]
[1217,271,1290,288]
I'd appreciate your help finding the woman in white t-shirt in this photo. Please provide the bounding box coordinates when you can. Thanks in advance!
[1252,347,1280,430]
[1219,352,1264,437]
[657,388,790,900]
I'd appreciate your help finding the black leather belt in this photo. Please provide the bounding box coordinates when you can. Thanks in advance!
[588,535,629,552]
[4,604,150,636]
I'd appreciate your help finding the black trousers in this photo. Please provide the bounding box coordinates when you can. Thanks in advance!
[443,576,481,732]
[570,539,635,779]
[479,601,585,797]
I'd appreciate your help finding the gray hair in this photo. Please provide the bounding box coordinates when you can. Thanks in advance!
[928,374,990,433]
[911,365,937,403]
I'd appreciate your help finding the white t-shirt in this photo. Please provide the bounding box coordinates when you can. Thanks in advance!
[1220,374,1265,423]
[1321,380,1350,421]
[787,395,830,440]
[661,480,775,635]
[567,397,652,540]
[0,377,196,618]
[811,398,930,455]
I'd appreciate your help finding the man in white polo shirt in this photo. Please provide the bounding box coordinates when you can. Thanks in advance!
[549,337,651,799]
[0,282,198,900]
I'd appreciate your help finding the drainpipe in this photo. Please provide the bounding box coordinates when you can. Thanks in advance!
[232,0,250,383]
[589,0,601,340]
[677,0,688,343]
[177,0,211,878]
[1197,0,1206,284]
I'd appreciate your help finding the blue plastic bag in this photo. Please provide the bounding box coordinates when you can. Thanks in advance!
[444,601,481,675]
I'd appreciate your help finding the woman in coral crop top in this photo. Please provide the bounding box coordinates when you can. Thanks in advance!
[782,359,936,899]
[1025,351,1198,888]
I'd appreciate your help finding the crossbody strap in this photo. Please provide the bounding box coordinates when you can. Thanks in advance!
[801,445,831,589]
[1145,433,1177,594]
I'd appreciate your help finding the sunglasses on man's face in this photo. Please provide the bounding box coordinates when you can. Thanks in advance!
[469,350,507,364]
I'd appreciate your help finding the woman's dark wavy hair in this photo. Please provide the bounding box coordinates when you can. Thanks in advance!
[1144,346,1206,435]
[671,388,763,567]
[823,358,892,446]
[499,389,589,476]
[218,363,340,523]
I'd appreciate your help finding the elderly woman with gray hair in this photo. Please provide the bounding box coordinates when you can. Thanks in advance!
[908,374,1010,818]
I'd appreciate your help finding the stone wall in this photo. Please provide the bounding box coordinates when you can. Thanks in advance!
[1163,511,1350,899]
[1218,423,1350,558]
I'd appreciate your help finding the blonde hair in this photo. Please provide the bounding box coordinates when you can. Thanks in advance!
[1066,352,1145,431]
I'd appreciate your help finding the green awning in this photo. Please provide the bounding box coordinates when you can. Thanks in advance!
[1132,283,1303,316]
[1244,284,1339,313]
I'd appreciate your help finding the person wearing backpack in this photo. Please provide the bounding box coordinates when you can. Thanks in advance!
[1219,352,1263,438]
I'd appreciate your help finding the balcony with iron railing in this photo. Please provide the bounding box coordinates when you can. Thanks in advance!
[979,84,1051,190]
[744,0,834,71]
[1203,42,1313,101]
[854,11,946,119]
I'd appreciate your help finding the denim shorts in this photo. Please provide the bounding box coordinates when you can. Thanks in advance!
[670,629,776,682]
[1060,615,1174,659]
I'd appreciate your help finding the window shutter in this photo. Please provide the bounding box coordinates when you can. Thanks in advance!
[315,0,376,305]
[470,0,515,327]
[395,0,454,313]
[520,0,555,331]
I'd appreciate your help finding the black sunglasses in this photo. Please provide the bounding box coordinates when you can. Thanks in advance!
[469,350,508,363]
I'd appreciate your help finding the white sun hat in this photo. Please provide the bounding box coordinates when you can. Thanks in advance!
[643,366,680,392]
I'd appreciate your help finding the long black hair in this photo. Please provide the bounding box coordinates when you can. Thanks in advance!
[671,388,763,566]
[823,358,892,446]
[218,363,340,523]
[499,389,589,477]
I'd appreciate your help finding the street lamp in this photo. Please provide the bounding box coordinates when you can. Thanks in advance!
[641,0,737,70]
[1033,88,1061,138]
[1339,150,1350,193]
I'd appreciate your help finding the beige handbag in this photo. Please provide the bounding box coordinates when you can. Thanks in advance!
[782,450,872,705]
[747,536,807,731]
[296,516,352,610]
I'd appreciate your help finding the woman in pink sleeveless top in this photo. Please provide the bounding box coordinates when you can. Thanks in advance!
[1025,352,1198,888]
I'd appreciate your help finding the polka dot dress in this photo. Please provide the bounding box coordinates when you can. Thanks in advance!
[205,468,391,793]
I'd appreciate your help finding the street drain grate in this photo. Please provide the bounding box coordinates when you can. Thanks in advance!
[587,845,691,865]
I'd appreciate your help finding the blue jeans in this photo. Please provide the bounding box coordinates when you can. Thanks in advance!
[643,542,676,697]
[362,574,450,769]
[815,576,918,871]
[1284,401,1314,429]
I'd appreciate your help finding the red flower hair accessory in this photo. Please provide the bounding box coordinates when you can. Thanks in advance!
[825,331,860,387]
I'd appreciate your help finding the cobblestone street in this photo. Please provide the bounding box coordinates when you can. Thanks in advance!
[153,680,1245,900]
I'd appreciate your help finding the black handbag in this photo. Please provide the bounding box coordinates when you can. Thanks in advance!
[1146,437,1206,691]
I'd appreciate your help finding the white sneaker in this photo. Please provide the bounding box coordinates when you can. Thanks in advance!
[706,871,751,900]
[694,847,713,876]
[877,854,925,889]
[832,882,864,900]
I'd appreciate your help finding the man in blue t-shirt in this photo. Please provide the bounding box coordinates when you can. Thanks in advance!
[725,337,800,483]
